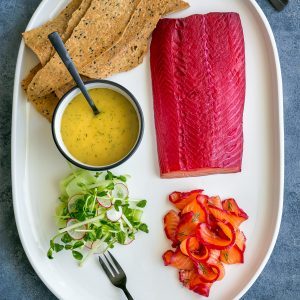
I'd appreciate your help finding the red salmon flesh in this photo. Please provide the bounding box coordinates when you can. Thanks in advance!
[150,13,246,178]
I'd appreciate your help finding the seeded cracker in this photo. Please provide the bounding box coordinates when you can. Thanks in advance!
[27,0,141,101]
[56,0,189,98]
[22,64,59,122]
[21,64,42,91]
[49,0,93,58]
[24,0,189,121]
[81,0,189,78]
[61,0,93,42]
[28,93,60,122]
[22,0,93,118]
[22,0,83,66]
[55,75,93,99]
[164,0,189,15]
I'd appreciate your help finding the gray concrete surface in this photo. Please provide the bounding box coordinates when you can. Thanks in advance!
[0,0,299,299]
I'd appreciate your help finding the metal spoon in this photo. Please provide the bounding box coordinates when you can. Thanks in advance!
[48,32,100,115]
[268,0,288,11]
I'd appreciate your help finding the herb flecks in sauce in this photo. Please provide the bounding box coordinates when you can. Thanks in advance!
[61,88,139,166]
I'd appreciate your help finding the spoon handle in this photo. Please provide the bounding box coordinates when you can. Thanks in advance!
[48,32,100,115]
[268,0,288,11]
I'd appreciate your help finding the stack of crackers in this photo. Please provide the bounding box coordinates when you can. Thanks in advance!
[22,0,189,121]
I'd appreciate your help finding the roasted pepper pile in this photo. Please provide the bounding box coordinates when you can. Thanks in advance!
[163,190,248,297]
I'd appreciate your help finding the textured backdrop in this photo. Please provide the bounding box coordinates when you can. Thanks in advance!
[0,0,299,299]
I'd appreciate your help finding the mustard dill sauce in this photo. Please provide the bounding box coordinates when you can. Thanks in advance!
[61,88,139,166]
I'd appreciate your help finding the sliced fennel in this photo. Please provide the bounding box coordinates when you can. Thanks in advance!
[48,170,148,264]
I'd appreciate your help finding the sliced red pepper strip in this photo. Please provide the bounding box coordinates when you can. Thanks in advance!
[196,194,209,206]
[169,190,203,210]
[220,245,244,264]
[163,210,180,246]
[192,283,212,297]
[197,194,217,226]
[207,196,223,209]
[176,212,200,242]
[169,191,181,203]
[186,237,209,261]
[197,221,236,250]
[216,261,225,281]
[169,247,194,270]
[207,249,221,263]
[217,221,236,240]
[222,198,249,219]
[162,250,174,266]
[197,261,220,283]
[182,197,206,223]
[179,269,212,297]
[180,236,201,256]
[208,205,247,228]
[198,194,222,210]
[235,229,246,252]
[180,238,189,256]
[179,269,193,287]
[205,250,225,281]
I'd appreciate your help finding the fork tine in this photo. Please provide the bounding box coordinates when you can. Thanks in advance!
[98,256,113,279]
[108,251,124,275]
[103,253,118,276]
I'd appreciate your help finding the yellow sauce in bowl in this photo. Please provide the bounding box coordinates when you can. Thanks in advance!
[61,88,139,166]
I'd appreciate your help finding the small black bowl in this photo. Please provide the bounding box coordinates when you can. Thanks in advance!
[52,79,144,171]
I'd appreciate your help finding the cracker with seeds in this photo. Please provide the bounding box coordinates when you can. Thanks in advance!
[27,0,140,100]
[61,0,93,42]
[23,0,189,122]
[22,64,59,122]
[55,0,189,97]
[23,0,83,66]
[80,0,164,78]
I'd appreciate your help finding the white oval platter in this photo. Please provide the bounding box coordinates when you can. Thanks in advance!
[12,0,284,299]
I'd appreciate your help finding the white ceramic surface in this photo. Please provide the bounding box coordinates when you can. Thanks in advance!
[12,1,284,299]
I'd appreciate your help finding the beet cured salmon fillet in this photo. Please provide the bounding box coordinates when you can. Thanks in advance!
[150,13,246,178]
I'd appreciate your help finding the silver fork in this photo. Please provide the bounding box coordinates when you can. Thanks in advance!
[98,251,134,300]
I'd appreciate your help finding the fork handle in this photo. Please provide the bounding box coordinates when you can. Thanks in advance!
[122,287,134,300]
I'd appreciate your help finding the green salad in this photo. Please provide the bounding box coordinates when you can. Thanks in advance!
[48,169,148,265]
